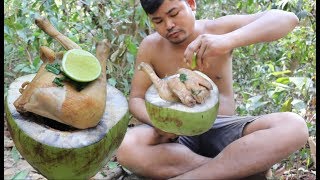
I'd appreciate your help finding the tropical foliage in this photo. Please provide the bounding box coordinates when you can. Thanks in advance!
[4,0,316,178]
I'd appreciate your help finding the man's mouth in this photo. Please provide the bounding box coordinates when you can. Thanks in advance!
[167,31,180,38]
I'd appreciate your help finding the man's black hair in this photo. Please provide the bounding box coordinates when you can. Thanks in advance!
[140,0,165,14]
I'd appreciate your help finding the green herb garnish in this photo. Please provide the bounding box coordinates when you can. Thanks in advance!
[179,73,187,83]
[45,63,90,91]
[53,77,65,87]
[45,63,61,75]
[191,89,202,96]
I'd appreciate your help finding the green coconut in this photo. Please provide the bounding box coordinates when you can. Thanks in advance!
[145,71,219,136]
[5,74,129,179]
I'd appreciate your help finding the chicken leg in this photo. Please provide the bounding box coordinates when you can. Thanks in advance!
[138,62,180,102]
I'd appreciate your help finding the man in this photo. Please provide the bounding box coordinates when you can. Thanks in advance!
[116,0,309,179]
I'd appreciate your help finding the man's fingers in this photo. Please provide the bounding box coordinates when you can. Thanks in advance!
[197,43,207,69]
[184,38,202,67]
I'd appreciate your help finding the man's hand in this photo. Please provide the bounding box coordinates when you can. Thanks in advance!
[184,34,233,69]
[153,127,179,144]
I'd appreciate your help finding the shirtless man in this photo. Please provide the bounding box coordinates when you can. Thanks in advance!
[116,0,309,179]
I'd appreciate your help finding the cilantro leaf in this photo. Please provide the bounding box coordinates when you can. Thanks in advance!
[45,63,61,75]
[179,73,187,83]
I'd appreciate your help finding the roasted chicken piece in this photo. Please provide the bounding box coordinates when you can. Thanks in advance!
[138,62,180,102]
[167,77,196,107]
[138,62,213,107]
[13,17,110,129]
[177,68,213,104]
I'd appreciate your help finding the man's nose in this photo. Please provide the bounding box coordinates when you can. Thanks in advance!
[165,19,175,31]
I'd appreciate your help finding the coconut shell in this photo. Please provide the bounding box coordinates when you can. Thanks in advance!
[5,74,129,179]
[145,71,219,136]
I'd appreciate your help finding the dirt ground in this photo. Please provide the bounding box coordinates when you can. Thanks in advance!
[4,113,316,180]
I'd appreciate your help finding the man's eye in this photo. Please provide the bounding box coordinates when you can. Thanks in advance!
[171,12,179,17]
[154,20,163,24]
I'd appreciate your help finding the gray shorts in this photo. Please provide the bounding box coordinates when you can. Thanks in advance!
[178,115,261,158]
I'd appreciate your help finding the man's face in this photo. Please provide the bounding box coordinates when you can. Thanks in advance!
[149,0,196,44]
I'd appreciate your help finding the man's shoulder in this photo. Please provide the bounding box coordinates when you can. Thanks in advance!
[140,32,165,51]
[142,32,163,45]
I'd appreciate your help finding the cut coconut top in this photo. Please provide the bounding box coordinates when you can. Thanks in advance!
[145,71,219,112]
[7,74,128,148]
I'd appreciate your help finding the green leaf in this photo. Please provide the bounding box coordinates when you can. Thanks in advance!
[13,63,28,72]
[107,161,118,169]
[280,97,293,112]
[248,95,263,104]
[4,25,11,35]
[126,38,138,55]
[272,82,290,89]
[108,78,117,87]
[126,52,135,63]
[270,70,291,77]
[11,170,29,180]
[276,77,289,84]
[289,77,312,91]
[292,99,306,112]
[11,146,20,163]
[32,57,41,67]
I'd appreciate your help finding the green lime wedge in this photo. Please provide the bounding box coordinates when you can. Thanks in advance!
[191,52,197,69]
[62,49,101,82]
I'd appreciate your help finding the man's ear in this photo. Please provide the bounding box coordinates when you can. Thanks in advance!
[186,0,196,10]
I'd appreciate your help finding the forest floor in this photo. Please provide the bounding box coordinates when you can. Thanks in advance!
[4,114,316,180]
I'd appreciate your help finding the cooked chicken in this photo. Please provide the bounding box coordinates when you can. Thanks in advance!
[177,68,213,104]
[138,62,180,102]
[138,62,213,107]
[13,17,110,129]
[167,77,196,107]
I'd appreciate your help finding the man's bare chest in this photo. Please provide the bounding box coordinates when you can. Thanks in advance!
[152,53,232,80]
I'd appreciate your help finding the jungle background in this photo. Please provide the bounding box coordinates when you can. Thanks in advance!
[4,0,316,179]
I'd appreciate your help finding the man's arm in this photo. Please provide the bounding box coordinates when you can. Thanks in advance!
[129,97,152,125]
[224,9,299,48]
[129,36,179,140]
[129,38,154,126]
[184,9,299,68]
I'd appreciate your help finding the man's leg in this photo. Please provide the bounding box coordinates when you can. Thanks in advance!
[171,112,309,179]
[116,125,211,179]
[117,112,308,179]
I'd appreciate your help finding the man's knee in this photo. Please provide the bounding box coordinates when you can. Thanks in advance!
[116,125,156,166]
[276,112,309,146]
[116,127,141,166]
[116,135,130,166]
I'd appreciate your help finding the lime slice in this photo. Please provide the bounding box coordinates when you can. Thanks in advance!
[62,49,101,82]
[191,52,197,69]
